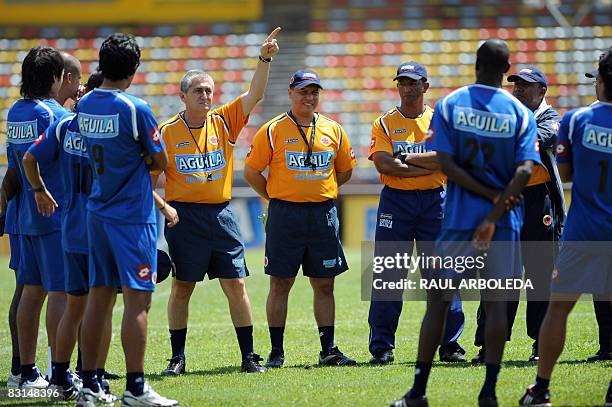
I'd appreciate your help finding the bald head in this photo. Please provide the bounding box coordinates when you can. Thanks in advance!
[56,52,82,105]
[476,39,510,75]
[62,52,81,76]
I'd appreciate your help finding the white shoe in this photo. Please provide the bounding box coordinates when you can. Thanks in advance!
[76,387,117,406]
[121,383,179,406]
[7,372,20,388]
[21,370,49,389]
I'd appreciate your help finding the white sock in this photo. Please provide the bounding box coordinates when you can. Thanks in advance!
[46,346,52,379]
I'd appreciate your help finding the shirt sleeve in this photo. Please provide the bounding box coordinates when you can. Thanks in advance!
[213,95,249,144]
[7,144,15,169]
[535,114,560,149]
[515,111,542,165]
[368,117,393,159]
[244,123,273,172]
[335,125,357,173]
[149,126,169,177]
[137,103,165,157]
[28,119,61,165]
[555,112,573,164]
[426,101,455,155]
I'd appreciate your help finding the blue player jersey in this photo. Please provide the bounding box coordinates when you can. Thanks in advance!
[556,101,612,241]
[77,89,164,224]
[4,145,20,235]
[7,98,69,235]
[28,114,90,253]
[426,84,540,231]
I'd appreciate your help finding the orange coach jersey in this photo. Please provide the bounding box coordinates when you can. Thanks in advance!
[245,112,356,202]
[158,96,248,204]
[368,106,445,190]
[526,164,551,186]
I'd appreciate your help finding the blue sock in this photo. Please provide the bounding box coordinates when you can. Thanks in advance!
[82,370,100,393]
[11,357,20,376]
[408,362,432,398]
[533,375,550,392]
[479,363,501,399]
[20,364,35,381]
[235,326,254,359]
[126,372,145,396]
[269,326,285,351]
[318,326,335,352]
[169,328,187,358]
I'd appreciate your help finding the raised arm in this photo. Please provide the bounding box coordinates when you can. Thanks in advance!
[241,27,281,116]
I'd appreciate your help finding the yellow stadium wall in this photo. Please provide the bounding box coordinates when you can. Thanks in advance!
[0,0,261,25]
[0,189,575,259]
[340,188,573,249]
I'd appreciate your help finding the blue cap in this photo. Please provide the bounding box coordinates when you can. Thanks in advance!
[508,67,548,87]
[394,62,428,81]
[585,69,598,78]
[289,69,323,89]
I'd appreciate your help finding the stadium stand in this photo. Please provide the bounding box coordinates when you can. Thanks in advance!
[0,0,611,183]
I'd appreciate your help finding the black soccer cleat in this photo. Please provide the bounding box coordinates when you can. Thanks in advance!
[478,396,498,407]
[265,348,285,369]
[160,356,185,376]
[605,381,612,407]
[439,344,467,363]
[471,347,485,364]
[369,349,394,365]
[389,393,428,407]
[102,369,120,380]
[241,353,267,373]
[586,349,611,362]
[519,384,552,406]
[319,346,357,366]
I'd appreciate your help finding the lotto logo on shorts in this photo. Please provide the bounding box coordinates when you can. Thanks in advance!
[137,264,152,281]
[551,267,560,283]
[556,141,568,158]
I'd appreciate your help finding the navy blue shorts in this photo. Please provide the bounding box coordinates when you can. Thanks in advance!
[8,233,20,271]
[551,244,612,295]
[165,201,248,282]
[87,214,157,292]
[434,227,522,281]
[64,252,89,296]
[17,232,65,291]
[265,199,348,278]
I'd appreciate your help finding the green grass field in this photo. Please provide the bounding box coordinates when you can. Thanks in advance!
[0,249,609,406]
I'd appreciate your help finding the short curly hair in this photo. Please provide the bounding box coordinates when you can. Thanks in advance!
[598,47,612,101]
[20,46,64,99]
[99,33,141,81]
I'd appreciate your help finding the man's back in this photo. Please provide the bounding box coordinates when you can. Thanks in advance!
[428,84,538,231]
[557,101,612,241]
[7,98,68,234]
[77,88,162,224]
[29,114,90,253]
